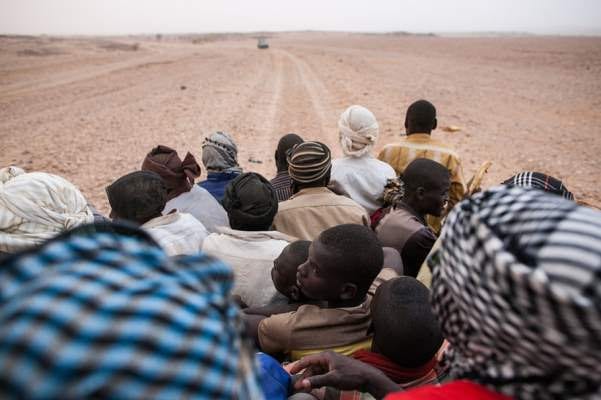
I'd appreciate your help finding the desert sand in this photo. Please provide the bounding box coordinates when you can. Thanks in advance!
[1,32,600,213]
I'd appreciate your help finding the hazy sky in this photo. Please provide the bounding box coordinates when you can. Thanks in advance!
[1,0,600,36]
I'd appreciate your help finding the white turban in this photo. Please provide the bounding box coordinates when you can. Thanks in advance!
[0,168,94,253]
[338,105,379,158]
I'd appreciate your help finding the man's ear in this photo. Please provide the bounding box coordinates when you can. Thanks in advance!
[339,283,358,300]
[416,186,426,200]
[432,118,437,130]
[290,285,301,302]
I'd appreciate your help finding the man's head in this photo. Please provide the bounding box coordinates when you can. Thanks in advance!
[106,171,167,225]
[297,224,383,304]
[271,240,311,302]
[338,105,379,158]
[371,277,443,368]
[141,145,201,200]
[404,100,437,134]
[287,141,332,192]
[222,172,278,231]
[201,131,239,172]
[275,133,303,172]
[402,158,450,217]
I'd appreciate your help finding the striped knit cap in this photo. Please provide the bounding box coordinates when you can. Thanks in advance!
[429,185,601,399]
[287,141,332,184]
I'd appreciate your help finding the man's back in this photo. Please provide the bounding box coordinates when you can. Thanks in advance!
[202,227,292,307]
[378,133,465,208]
[272,187,368,240]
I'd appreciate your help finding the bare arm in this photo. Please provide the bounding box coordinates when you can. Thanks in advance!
[243,314,267,348]
[244,302,301,317]
[289,351,400,399]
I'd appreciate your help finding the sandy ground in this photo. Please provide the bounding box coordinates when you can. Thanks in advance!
[1,32,600,213]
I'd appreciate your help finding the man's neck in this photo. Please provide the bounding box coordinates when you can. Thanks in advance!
[326,296,365,309]
[398,200,426,225]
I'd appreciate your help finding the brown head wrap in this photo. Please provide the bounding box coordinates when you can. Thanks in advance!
[141,145,201,201]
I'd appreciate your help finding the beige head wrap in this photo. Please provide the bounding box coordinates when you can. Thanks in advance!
[0,168,94,253]
[338,105,379,158]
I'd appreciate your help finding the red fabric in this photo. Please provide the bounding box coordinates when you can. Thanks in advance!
[384,380,512,400]
[352,350,436,384]
[141,145,201,200]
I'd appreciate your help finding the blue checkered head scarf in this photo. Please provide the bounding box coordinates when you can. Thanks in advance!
[0,222,262,399]
[429,186,601,399]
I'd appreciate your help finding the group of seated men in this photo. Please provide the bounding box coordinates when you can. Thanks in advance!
[0,99,598,399]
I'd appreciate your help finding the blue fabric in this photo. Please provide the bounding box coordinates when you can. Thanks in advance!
[198,171,241,203]
[256,353,291,400]
[0,223,262,399]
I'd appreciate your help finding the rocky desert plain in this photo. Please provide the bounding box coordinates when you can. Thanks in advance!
[1,32,600,213]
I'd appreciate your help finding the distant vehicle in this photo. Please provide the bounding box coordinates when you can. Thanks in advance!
[257,38,269,49]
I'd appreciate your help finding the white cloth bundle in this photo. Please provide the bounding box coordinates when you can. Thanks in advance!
[338,105,379,158]
[0,168,94,253]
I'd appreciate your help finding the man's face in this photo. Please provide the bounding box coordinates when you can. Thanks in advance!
[296,240,345,301]
[421,179,450,217]
[271,249,303,301]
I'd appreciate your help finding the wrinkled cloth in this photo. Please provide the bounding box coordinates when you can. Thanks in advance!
[273,187,368,240]
[202,227,293,307]
[142,211,209,256]
[430,186,601,399]
[287,141,332,184]
[338,105,379,158]
[0,222,262,399]
[222,172,278,231]
[201,131,241,173]
[378,133,465,233]
[352,350,439,386]
[0,169,93,253]
[375,203,436,278]
[503,171,574,201]
[163,185,229,233]
[385,381,511,400]
[330,156,396,214]
[141,145,201,200]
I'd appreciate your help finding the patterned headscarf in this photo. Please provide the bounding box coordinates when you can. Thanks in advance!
[0,168,93,253]
[201,131,241,173]
[338,105,379,158]
[222,172,278,231]
[287,141,332,184]
[503,171,574,201]
[0,222,262,399]
[141,145,201,200]
[429,186,601,399]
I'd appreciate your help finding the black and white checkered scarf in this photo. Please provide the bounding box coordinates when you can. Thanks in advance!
[430,185,601,399]
[503,171,574,201]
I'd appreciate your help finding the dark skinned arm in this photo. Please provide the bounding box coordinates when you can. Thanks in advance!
[290,351,401,399]
[243,313,267,348]
[244,302,302,317]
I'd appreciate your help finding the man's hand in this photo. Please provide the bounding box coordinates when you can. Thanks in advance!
[289,351,399,398]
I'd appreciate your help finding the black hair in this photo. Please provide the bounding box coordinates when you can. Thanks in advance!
[402,158,450,192]
[318,224,383,297]
[106,171,167,224]
[275,133,303,172]
[278,240,311,285]
[372,277,443,368]
[222,172,278,231]
[405,100,437,134]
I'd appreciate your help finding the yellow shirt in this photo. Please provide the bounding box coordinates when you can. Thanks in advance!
[378,133,466,232]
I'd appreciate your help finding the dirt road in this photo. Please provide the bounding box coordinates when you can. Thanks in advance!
[1,32,600,212]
